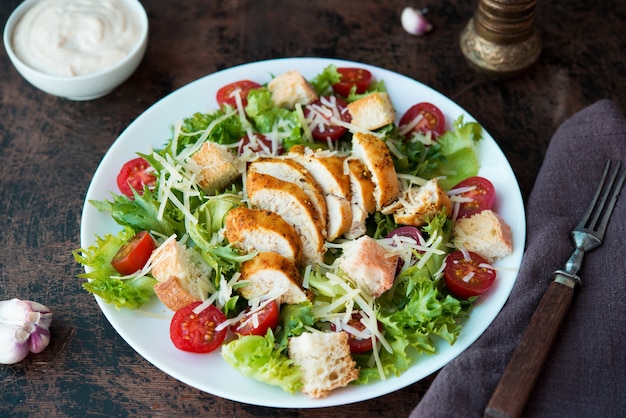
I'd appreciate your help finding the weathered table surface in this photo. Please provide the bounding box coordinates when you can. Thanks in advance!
[1,0,624,416]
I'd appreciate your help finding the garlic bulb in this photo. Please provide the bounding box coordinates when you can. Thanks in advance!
[0,298,52,364]
[401,7,433,36]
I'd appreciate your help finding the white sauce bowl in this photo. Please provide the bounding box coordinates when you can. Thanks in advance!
[3,0,149,101]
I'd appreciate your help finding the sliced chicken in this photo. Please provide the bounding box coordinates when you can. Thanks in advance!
[224,207,303,265]
[351,132,400,210]
[248,157,327,236]
[383,178,452,227]
[287,146,353,241]
[344,158,377,239]
[238,252,310,304]
[246,170,326,264]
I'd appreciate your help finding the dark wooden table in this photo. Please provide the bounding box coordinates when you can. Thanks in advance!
[1,0,624,416]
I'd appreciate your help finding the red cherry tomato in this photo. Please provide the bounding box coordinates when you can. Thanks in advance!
[330,312,381,354]
[116,157,157,198]
[443,251,496,299]
[111,231,156,275]
[399,102,446,138]
[237,133,283,155]
[216,80,262,109]
[170,302,227,353]
[230,300,280,336]
[303,96,351,142]
[332,67,373,97]
[451,176,496,219]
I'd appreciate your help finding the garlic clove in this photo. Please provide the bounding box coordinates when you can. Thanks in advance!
[401,7,433,36]
[29,326,51,354]
[0,323,30,364]
[0,298,53,364]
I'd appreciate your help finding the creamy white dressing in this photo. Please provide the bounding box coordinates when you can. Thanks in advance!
[12,0,143,77]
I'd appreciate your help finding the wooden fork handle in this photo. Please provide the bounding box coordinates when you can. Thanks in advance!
[484,277,576,418]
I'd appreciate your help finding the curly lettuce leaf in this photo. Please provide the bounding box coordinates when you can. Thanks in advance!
[274,302,315,348]
[309,64,341,96]
[390,115,483,190]
[245,88,302,148]
[73,227,156,309]
[356,215,471,383]
[221,331,303,393]
[177,110,244,149]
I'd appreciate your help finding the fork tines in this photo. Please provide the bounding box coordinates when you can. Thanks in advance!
[578,160,626,237]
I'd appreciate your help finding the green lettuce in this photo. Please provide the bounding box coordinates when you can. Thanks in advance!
[72,227,156,309]
[389,115,483,190]
[221,331,303,393]
[358,214,472,383]
[245,88,302,149]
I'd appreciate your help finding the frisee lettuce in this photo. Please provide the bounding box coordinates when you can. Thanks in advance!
[72,227,156,309]
[388,115,483,190]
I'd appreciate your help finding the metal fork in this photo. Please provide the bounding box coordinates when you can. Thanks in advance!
[484,160,626,418]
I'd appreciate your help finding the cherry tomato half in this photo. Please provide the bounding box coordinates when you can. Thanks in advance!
[170,302,227,353]
[216,80,262,109]
[332,67,373,97]
[230,300,280,336]
[116,157,157,199]
[451,176,496,219]
[330,312,381,354]
[237,133,283,155]
[399,102,446,138]
[303,96,351,142]
[443,251,496,299]
[111,231,156,275]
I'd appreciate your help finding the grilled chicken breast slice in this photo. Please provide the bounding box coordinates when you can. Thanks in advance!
[351,132,400,210]
[248,157,327,235]
[287,146,353,241]
[246,170,326,264]
[238,252,310,304]
[344,158,377,239]
[224,207,303,265]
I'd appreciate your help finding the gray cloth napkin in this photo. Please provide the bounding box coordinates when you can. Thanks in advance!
[411,99,626,417]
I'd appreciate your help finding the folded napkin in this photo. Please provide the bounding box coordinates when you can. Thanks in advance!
[411,99,626,417]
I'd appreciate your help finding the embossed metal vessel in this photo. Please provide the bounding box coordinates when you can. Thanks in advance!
[460,0,541,78]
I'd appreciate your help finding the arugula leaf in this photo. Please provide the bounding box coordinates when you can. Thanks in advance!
[90,188,183,237]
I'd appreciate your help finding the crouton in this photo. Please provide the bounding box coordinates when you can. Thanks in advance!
[288,331,359,399]
[238,252,310,304]
[339,235,398,297]
[384,178,453,226]
[351,132,400,210]
[347,92,395,131]
[268,70,318,110]
[191,141,240,193]
[150,239,213,311]
[452,209,513,263]
[224,207,303,265]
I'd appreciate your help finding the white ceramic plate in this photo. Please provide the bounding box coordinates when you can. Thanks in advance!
[80,57,526,408]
